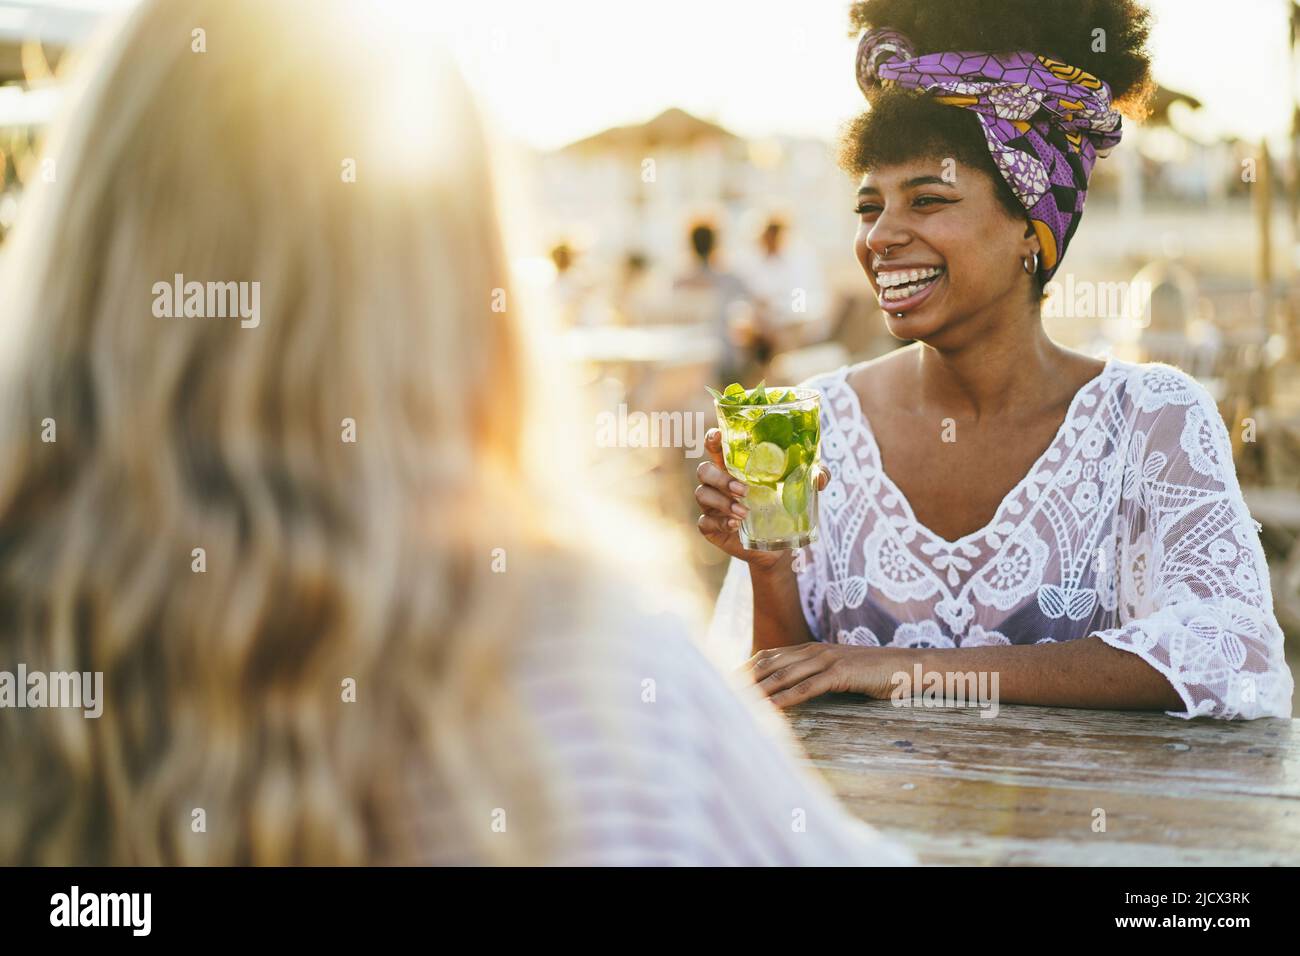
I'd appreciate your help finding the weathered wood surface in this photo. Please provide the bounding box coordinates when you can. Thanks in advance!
[787,695,1300,866]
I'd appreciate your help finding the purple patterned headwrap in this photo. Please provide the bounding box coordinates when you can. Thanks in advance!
[855,27,1123,283]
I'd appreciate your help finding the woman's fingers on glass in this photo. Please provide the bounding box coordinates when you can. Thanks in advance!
[696,513,740,537]
[694,484,747,518]
[705,428,728,472]
[695,459,745,497]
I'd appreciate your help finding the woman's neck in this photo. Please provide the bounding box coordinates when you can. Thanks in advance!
[911,326,1086,423]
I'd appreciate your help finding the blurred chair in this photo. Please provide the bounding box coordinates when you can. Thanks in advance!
[769,342,850,385]
[668,285,724,327]
[766,291,869,383]
[828,293,892,362]
[1133,259,1200,370]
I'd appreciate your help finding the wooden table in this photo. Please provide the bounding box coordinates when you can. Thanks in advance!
[788,695,1300,866]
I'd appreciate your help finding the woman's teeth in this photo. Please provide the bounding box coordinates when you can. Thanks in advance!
[879,266,943,302]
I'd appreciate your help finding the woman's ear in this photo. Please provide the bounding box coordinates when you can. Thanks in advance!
[1021,218,1041,257]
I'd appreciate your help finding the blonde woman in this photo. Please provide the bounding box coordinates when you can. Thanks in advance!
[0,0,913,866]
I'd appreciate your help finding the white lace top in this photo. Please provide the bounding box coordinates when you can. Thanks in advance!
[708,357,1295,721]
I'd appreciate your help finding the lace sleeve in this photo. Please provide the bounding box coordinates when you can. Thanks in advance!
[1093,373,1295,719]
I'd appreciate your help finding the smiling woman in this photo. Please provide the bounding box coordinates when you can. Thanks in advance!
[839,0,1156,252]
[700,0,1294,722]
[841,0,1154,331]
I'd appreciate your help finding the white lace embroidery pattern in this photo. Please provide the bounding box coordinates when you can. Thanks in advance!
[738,358,1295,721]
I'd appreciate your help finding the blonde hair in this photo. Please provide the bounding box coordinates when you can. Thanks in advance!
[0,0,699,865]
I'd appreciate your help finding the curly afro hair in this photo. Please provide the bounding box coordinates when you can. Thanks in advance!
[838,0,1156,225]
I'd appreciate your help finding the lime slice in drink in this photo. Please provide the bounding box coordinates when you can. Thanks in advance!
[752,412,793,448]
[782,464,809,515]
[743,484,796,540]
[745,442,786,483]
[755,510,796,540]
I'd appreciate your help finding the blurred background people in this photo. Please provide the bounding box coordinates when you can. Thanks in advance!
[611,249,671,324]
[735,215,831,373]
[672,219,751,381]
[547,239,605,327]
[0,0,913,866]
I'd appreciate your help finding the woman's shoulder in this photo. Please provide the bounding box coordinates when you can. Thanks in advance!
[1108,357,1219,419]
[1105,358,1242,487]
[799,346,915,422]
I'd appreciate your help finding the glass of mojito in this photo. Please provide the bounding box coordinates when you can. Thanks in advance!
[708,381,821,551]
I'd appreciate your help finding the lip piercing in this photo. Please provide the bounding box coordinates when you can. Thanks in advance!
[879,245,903,315]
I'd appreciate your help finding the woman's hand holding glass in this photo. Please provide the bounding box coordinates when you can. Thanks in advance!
[695,427,828,572]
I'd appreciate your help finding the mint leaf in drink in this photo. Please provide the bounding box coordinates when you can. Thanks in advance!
[752,412,793,448]
[782,442,806,478]
[782,463,809,516]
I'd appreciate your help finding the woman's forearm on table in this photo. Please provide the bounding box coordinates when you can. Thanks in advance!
[749,562,815,654]
[900,635,1185,711]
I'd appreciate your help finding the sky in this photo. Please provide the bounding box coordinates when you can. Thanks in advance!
[6,0,1295,151]
[445,0,1298,151]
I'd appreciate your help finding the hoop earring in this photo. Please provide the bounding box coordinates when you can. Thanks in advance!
[1022,252,1039,275]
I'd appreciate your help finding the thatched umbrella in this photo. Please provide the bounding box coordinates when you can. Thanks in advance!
[562,107,740,155]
